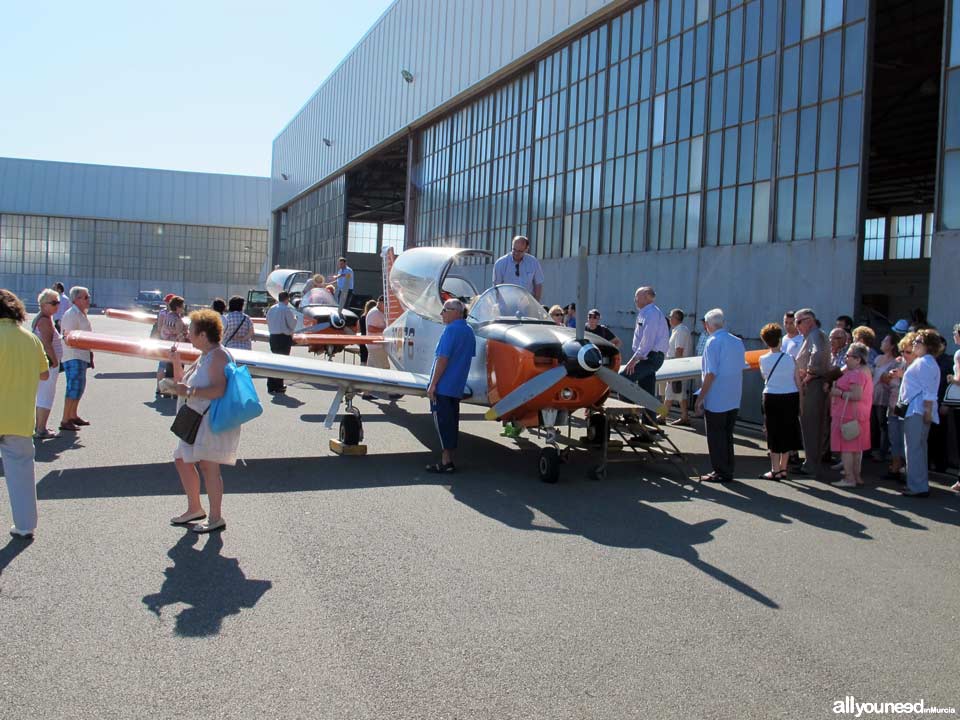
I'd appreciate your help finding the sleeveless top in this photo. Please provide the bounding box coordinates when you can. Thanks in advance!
[32,314,63,361]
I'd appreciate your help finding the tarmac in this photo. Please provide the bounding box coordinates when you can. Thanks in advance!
[1,315,958,719]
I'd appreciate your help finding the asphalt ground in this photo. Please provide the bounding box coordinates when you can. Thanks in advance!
[1,315,958,719]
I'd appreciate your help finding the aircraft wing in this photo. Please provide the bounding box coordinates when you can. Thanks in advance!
[65,331,430,397]
[653,349,764,381]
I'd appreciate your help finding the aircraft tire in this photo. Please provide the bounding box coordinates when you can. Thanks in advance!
[538,447,560,484]
[586,412,608,446]
[339,414,363,446]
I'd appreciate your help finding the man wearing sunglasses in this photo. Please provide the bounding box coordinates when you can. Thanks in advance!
[59,286,94,432]
[492,235,543,301]
[52,281,71,333]
[794,308,832,478]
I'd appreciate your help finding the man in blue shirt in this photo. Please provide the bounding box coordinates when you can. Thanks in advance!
[426,299,476,473]
[695,308,745,482]
[622,286,670,397]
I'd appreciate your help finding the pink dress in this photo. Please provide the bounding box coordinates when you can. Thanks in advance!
[830,369,873,452]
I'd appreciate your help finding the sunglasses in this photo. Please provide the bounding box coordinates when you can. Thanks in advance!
[46,300,60,305]
[515,263,520,276]
[551,312,563,317]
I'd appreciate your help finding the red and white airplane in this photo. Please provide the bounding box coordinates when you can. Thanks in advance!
[67,245,762,482]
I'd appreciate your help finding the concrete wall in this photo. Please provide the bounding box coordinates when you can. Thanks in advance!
[928,230,960,333]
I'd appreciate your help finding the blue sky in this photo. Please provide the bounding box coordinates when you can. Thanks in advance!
[0,0,395,177]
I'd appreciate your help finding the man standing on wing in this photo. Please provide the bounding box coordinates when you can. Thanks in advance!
[426,299,476,474]
[492,235,544,301]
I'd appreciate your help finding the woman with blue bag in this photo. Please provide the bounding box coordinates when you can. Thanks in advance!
[167,309,253,533]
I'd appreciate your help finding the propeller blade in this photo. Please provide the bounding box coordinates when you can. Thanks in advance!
[484,365,569,421]
[576,245,588,341]
[596,366,662,412]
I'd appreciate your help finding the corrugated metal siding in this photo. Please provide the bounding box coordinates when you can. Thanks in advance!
[0,157,270,229]
[271,0,620,211]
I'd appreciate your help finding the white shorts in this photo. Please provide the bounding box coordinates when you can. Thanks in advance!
[36,364,60,410]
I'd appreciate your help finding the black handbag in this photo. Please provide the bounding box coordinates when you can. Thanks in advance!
[171,403,209,444]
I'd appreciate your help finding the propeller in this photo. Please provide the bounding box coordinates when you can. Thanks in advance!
[597,366,662,412]
[484,365,568,420]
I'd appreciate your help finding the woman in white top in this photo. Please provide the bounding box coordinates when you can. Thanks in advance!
[758,323,802,480]
[32,288,64,439]
[870,334,899,461]
[168,309,242,533]
[897,329,942,497]
[946,323,960,492]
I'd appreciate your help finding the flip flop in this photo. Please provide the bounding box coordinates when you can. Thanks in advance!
[170,511,207,526]
[425,462,456,474]
[191,518,226,534]
[59,423,80,431]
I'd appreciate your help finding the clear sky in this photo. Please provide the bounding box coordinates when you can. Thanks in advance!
[0,0,396,177]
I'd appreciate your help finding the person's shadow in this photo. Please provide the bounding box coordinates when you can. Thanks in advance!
[142,533,272,637]
[0,536,34,578]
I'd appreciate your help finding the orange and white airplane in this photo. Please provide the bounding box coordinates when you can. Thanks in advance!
[67,245,762,482]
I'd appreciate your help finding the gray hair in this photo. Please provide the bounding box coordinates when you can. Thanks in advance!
[794,307,816,321]
[846,342,869,365]
[703,308,725,328]
[443,298,464,314]
[636,286,656,298]
[69,286,89,301]
[38,288,59,306]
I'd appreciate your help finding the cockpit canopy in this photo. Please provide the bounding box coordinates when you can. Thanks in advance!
[468,285,552,325]
[389,246,491,322]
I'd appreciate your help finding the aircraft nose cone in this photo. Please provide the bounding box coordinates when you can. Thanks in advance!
[562,339,602,376]
[330,312,346,329]
[577,343,602,372]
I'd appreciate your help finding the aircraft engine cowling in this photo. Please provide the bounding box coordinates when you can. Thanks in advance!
[562,339,603,378]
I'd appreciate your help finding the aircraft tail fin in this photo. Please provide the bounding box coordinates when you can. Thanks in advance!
[381,246,404,326]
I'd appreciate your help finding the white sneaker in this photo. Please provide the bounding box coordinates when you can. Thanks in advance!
[830,480,856,488]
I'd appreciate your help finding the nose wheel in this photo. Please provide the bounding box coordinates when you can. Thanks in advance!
[538,446,560,483]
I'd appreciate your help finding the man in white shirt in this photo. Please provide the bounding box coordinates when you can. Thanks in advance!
[492,236,544,301]
[665,308,694,426]
[780,311,803,358]
[622,286,669,397]
[265,291,298,394]
[59,286,93,431]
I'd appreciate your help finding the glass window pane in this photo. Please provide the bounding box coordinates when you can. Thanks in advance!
[781,45,800,111]
[752,181,770,243]
[666,90,679,143]
[784,0,801,46]
[779,111,797,176]
[697,0,710,24]
[653,94,666,145]
[656,44,668,94]
[824,0,843,30]
[762,0,778,55]
[794,174,815,240]
[713,14,727,71]
[663,143,677,197]
[669,37,681,88]
[942,151,960,230]
[735,185,753,244]
[742,61,758,123]
[723,127,739,186]
[803,0,822,39]
[710,74,725,131]
[797,106,818,174]
[689,135,704,191]
[681,29,694,85]
[759,55,776,117]
[840,95,863,166]
[676,140,690,193]
[648,200,661,248]
[686,193,701,247]
[704,189,720,245]
[651,148,663,197]
[945,69,960,150]
[756,117,773,180]
[695,25,709,79]
[801,38,821,107]
[815,170,836,238]
[818,100,838,170]
[672,195,687,248]
[728,7,744,67]
[692,79,707,135]
[745,1,761,60]
[725,67,742,127]
[739,123,756,184]
[953,0,960,66]
[707,131,723,189]
[835,166,858,237]
[844,23,865,95]
[777,178,795,241]
[822,31,841,100]
[719,187,736,245]
[846,0,867,23]
[679,84,692,139]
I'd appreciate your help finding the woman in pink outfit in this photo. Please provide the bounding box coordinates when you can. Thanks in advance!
[829,342,874,487]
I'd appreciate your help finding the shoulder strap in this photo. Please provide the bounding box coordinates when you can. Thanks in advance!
[767,352,785,382]
[224,315,244,344]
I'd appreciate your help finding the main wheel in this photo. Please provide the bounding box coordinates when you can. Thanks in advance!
[339,414,363,445]
[586,412,608,446]
[538,447,560,484]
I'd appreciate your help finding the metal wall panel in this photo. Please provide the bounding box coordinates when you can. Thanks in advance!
[0,157,270,229]
[271,0,622,211]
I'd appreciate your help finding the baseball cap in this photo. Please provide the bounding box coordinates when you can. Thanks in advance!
[163,293,175,303]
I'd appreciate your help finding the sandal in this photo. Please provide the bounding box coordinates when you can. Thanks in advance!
[425,462,456,474]
[775,470,788,481]
[758,471,778,480]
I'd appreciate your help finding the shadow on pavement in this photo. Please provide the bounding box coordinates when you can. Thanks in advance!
[142,532,272,637]
[0,536,34,577]
[95,371,157,380]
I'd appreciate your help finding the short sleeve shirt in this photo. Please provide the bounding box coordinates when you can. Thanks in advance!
[587,324,617,343]
[434,319,476,398]
[364,307,386,332]
[492,253,544,295]
[0,320,49,436]
[667,324,694,359]
[336,266,354,291]
[701,329,746,412]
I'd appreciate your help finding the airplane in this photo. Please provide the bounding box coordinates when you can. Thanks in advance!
[67,244,763,483]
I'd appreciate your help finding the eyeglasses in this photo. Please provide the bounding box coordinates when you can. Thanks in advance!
[46,300,60,305]
[912,338,923,345]
[441,306,458,313]
[588,314,600,318]
[845,354,859,360]
[515,263,520,276]
[76,295,90,300]
[551,312,563,317]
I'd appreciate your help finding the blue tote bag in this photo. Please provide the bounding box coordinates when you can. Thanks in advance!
[209,361,263,433]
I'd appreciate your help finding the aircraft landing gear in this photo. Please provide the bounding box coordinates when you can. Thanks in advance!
[538,446,560,484]
[331,395,366,455]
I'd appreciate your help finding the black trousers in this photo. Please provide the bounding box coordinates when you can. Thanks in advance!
[268,334,293,391]
[704,408,739,479]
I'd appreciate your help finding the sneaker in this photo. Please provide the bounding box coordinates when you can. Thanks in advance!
[9,527,34,539]
[500,424,522,438]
